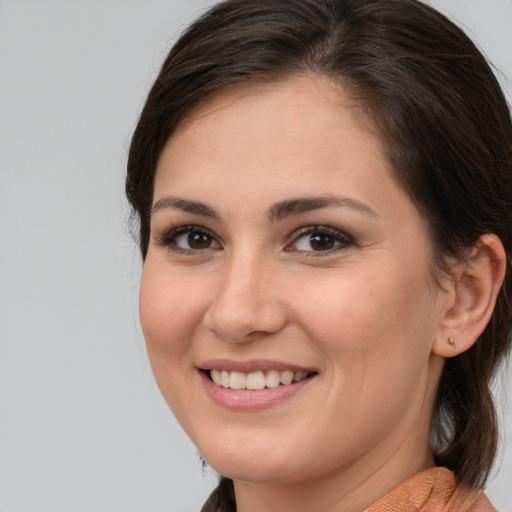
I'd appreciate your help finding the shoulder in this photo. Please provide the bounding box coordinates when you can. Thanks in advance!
[366,467,495,512]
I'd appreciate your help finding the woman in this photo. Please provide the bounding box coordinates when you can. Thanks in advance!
[126,0,512,510]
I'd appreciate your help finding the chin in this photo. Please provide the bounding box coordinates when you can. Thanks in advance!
[199,436,304,485]
[209,457,297,485]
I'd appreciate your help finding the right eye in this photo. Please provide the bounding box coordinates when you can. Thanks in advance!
[157,225,221,253]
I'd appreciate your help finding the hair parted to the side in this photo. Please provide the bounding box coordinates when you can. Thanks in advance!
[126,0,512,505]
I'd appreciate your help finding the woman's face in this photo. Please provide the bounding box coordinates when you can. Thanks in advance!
[140,76,449,487]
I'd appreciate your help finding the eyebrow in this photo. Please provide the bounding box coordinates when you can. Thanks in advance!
[151,194,377,222]
[267,195,378,222]
[151,196,221,220]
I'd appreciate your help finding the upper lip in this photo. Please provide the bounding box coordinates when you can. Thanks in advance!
[199,358,316,374]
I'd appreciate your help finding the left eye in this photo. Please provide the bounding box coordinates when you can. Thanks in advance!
[288,227,353,253]
[176,230,215,250]
[158,226,221,252]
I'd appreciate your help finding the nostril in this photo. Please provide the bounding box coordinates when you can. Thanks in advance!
[202,302,288,343]
[201,268,288,342]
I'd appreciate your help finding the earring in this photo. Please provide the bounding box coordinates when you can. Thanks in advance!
[448,337,456,348]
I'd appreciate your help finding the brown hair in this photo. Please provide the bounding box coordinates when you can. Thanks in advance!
[126,0,512,504]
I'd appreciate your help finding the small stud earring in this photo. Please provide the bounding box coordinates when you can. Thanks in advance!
[448,337,456,347]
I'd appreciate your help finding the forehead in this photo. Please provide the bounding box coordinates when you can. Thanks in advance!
[170,74,374,149]
[155,74,385,184]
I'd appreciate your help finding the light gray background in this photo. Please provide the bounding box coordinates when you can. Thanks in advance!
[0,1,510,511]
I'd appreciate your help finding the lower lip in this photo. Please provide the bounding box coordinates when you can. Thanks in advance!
[200,371,315,411]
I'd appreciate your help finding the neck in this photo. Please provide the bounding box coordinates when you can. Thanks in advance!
[233,427,436,512]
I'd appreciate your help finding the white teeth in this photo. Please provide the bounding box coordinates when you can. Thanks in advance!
[221,370,230,387]
[247,371,266,390]
[266,370,280,388]
[229,371,247,389]
[293,371,308,382]
[210,369,222,386]
[208,369,311,389]
[280,370,294,385]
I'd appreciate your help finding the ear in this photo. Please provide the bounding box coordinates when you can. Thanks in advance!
[432,234,506,358]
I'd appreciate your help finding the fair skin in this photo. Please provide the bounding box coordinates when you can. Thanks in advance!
[139,75,505,512]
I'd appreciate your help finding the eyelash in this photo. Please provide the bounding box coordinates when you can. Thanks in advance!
[285,225,355,256]
[156,225,220,255]
[156,224,355,256]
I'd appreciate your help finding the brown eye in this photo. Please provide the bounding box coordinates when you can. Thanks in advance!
[159,225,221,252]
[187,231,212,249]
[309,233,335,251]
[288,226,354,255]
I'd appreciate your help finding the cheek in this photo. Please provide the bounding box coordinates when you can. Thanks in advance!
[296,263,438,377]
[293,268,438,452]
[139,262,205,374]
[138,262,214,430]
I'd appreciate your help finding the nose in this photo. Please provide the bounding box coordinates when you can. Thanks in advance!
[202,252,288,343]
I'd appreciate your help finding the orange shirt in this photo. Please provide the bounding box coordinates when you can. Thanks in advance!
[366,467,495,512]
[202,467,495,511]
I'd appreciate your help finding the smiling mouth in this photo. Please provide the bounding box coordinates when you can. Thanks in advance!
[206,369,316,390]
